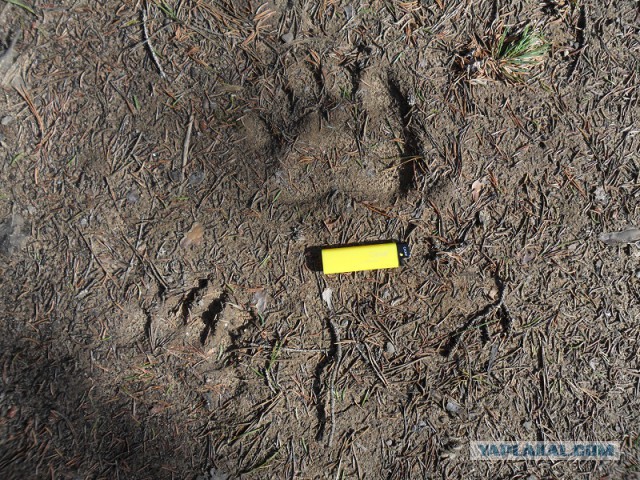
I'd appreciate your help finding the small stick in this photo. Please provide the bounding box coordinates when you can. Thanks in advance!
[327,318,342,448]
[182,112,194,172]
[445,270,510,356]
[141,1,166,79]
[14,83,44,138]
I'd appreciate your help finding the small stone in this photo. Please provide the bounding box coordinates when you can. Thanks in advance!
[344,4,355,20]
[445,400,460,415]
[281,32,294,44]
[203,392,214,411]
[598,228,640,246]
[1,115,14,126]
[487,285,499,301]
[126,189,140,204]
[208,468,229,480]
[0,214,28,255]
[168,170,183,182]
[322,288,333,310]
[477,210,490,226]
[384,341,396,355]
[290,226,305,243]
[594,186,609,205]
[188,170,205,186]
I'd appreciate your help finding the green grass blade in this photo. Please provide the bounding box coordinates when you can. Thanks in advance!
[4,0,35,15]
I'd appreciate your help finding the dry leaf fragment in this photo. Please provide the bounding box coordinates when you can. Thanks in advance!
[323,216,340,232]
[471,178,486,202]
[180,222,204,249]
[252,289,268,315]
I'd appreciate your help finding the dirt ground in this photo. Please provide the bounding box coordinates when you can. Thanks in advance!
[0,0,639,478]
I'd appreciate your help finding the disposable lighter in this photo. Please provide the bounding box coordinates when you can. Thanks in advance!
[321,242,410,274]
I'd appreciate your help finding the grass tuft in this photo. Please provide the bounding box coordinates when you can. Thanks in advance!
[455,23,550,84]
[490,25,550,82]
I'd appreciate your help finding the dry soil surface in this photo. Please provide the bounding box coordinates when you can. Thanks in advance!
[1,0,639,479]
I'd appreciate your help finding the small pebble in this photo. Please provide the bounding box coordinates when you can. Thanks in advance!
[446,400,460,415]
[594,186,609,205]
[188,170,205,186]
[168,169,183,182]
[477,210,490,226]
[599,228,640,246]
[0,214,28,255]
[384,341,396,355]
[344,4,355,20]
[1,115,14,126]
[208,468,229,480]
[281,32,294,44]
[290,226,305,243]
[126,189,140,204]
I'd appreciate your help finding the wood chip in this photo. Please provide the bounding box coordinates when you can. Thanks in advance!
[180,222,204,249]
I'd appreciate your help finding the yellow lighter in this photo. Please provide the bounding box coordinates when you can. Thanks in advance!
[321,241,410,274]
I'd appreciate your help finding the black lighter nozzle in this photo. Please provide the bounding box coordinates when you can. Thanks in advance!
[397,242,411,259]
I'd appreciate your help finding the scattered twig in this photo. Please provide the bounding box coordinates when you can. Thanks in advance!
[232,343,329,354]
[141,1,166,79]
[14,82,44,138]
[443,269,512,356]
[355,342,389,387]
[326,318,342,448]
[182,112,194,173]
[314,317,343,444]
